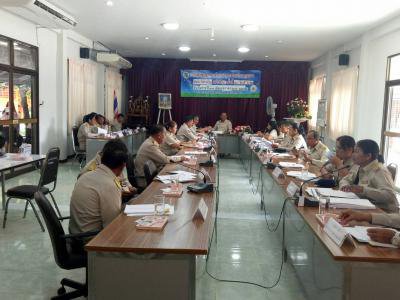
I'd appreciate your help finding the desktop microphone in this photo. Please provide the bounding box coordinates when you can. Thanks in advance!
[296,165,351,206]
[172,161,214,193]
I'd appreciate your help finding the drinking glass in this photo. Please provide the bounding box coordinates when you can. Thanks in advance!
[154,195,165,215]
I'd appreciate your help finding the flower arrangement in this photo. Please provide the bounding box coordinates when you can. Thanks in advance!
[234,125,252,134]
[286,98,311,119]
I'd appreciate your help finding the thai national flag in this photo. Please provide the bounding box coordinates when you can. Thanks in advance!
[113,90,118,118]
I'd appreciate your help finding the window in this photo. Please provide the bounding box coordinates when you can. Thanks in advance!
[308,76,325,128]
[382,54,400,187]
[0,35,38,154]
[328,66,358,139]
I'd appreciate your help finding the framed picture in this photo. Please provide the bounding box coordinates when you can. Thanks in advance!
[158,93,172,109]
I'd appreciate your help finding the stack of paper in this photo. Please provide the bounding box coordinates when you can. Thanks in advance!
[278,161,304,168]
[124,204,155,216]
[313,188,358,199]
[344,226,398,248]
[185,151,207,155]
[287,170,317,181]
[329,198,375,210]
[156,171,197,184]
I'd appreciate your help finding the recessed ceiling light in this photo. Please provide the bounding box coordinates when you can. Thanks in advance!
[210,38,215,41]
[144,37,150,40]
[162,22,179,30]
[276,40,284,44]
[213,53,216,57]
[178,46,191,52]
[161,52,166,56]
[241,24,259,32]
[238,47,250,53]
[265,55,269,58]
[106,0,114,7]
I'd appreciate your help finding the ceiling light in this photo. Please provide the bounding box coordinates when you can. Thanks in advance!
[241,24,259,32]
[178,46,191,52]
[162,23,179,30]
[210,38,215,41]
[106,0,114,7]
[144,37,150,40]
[213,53,216,57]
[265,55,269,58]
[238,47,250,53]
[276,40,284,44]
[161,53,166,56]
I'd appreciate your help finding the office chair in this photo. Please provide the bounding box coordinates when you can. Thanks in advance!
[71,126,86,169]
[387,163,398,182]
[34,191,98,300]
[3,147,64,232]
[126,155,144,194]
[143,160,158,186]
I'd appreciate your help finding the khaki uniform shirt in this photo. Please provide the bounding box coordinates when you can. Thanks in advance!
[177,123,197,142]
[134,137,171,180]
[111,121,122,132]
[77,123,96,151]
[269,129,285,140]
[324,158,354,183]
[280,134,307,150]
[79,152,102,178]
[372,213,400,230]
[160,131,180,156]
[69,164,122,234]
[213,120,232,134]
[190,125,197,135]
[339,160,398,213]
[308,141,330,167]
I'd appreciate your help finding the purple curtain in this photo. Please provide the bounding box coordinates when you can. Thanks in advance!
[122,58,309,131]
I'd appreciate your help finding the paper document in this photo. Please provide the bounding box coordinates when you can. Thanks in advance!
[344,226,398,248]
[125,204,174,216]
[329,197,375,210]
[278,162,304,168]
[185,151,207,155]
[313,188,358,199]
[287,171,317,181]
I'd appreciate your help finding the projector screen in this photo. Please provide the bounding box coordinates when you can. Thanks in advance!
[180,70,261,98]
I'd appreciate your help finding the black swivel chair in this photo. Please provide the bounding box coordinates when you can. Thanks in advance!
[71,126,86,169]
[3,147,64,232]
[144,160,158,186]
[126,155,145,194]
[34,191,98,300]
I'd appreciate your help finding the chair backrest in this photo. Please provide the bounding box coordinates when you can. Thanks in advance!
[71,126,80,153]
[39,147,60,189]
[143,160,158,185]
[387,163,398,182]
[34,191,70,269]
[126,155,138,187]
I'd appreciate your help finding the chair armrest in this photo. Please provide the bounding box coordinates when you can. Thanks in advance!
[61,230,100,240]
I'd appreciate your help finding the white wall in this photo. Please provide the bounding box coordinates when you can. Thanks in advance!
[0,9,106,159]
[311,15,400,148]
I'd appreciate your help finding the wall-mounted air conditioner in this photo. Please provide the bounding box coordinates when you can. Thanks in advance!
[0,0,77,29]
[96,52,132,69]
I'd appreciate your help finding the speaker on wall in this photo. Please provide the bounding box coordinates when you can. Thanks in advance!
[339,54,350,66]
[80,47,90,59]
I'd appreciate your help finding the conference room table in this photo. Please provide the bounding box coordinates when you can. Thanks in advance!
[86,131,146,162]
[238,134,400,300]
[85,147,218,300]
[0,153,46,210]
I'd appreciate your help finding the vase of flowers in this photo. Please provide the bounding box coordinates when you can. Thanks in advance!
[286,98,311,119]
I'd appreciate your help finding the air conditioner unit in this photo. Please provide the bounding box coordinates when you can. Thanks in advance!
[96,52,132,69]
[0,0,77,29]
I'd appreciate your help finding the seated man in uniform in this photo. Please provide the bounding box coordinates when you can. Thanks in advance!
[191,115,211,134]
[77,112,98,151]
[177,115,197,142]
[69,139,128,236]
[135,124,187,188]
[213,112,232,134]
[160,121,182,156]
[340,139,398,213]
[340,210,400,247]
[301,130,330,167]
[111,113,125,132]
[275,122,307,150]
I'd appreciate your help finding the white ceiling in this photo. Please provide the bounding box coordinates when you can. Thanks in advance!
[49,0,400,61]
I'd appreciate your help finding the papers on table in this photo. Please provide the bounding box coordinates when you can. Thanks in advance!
[278,161,304,168]
[124,204,174,216]
[344,226,398,248]
[156,171,197,184]
[212,131,224,135]
[286,171,317,181]
[185,151,207,155]
[273,153,293,158]
[310,188,358,199]
[329,197,375,210]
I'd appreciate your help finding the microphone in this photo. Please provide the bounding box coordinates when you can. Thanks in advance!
[172,160,214,193]
[296,165,351,206]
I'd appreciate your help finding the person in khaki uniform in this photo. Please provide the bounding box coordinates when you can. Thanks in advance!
[135,124,187,188]
[340,210,400,247]
[191,115,211,134]
[77,112,98,151]
[160,121,181,156]
[302,130,330,167]
[69,140,129,235]
[177,115,197,142]
[277,122,307,150]
[339,139,398,213]
[213,112,232,134]
[321,135,355,183]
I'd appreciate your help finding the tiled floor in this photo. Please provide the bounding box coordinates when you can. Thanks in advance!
[0,159,307,300]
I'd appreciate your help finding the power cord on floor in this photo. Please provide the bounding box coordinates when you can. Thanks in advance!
[204,198,290,290]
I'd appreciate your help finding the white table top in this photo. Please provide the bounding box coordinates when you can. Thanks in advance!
[0,153,46,171]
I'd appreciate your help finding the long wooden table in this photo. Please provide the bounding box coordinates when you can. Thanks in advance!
[86,148,217,300]
[238,135,400,300]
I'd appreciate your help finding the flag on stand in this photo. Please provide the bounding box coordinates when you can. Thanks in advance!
[113,90,118,119]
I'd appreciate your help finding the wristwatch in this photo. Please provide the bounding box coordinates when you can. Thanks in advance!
[391,231,400,247]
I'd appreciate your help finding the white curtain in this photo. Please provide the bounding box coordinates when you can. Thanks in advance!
[308,76,324,128]
[105,67,122,121]
[67,59,98,132]
[328,66,359,139]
